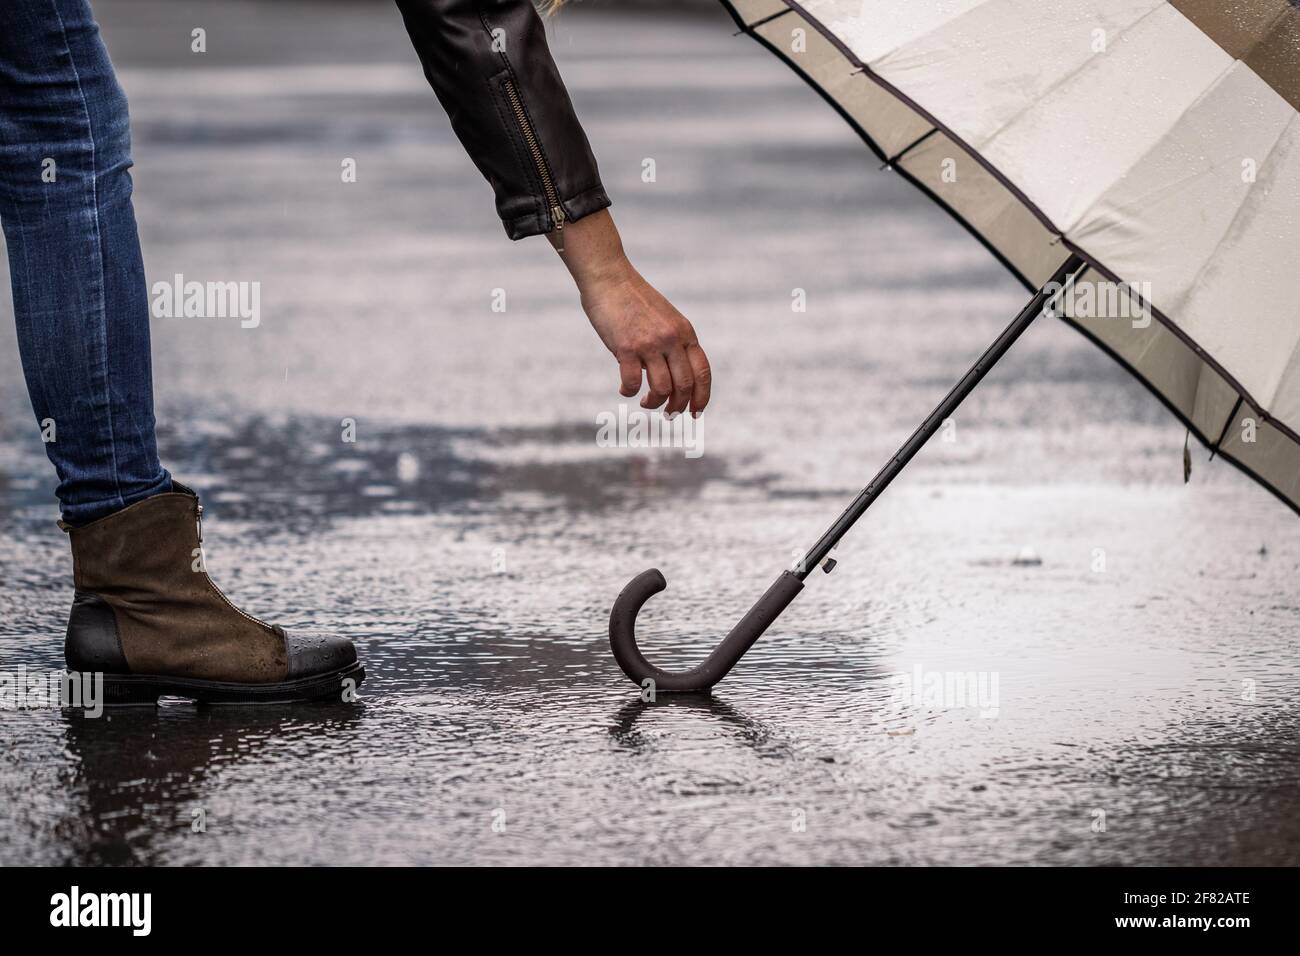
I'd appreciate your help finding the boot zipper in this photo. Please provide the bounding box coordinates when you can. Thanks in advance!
[194,502,275,631]
[502,77,565,251]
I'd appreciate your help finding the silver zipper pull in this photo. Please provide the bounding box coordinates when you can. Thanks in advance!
[551,204,565,253]
[196,503,204,544]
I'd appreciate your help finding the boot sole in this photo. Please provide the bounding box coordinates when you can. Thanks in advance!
[91,661,365,706]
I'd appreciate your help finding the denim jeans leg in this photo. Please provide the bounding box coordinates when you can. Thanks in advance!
[0,0,170,525]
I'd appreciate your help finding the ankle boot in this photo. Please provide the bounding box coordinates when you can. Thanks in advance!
[62,482,364,704]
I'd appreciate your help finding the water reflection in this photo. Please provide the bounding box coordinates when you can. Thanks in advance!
[57,704,365,865]
[159,416,742,526]
[610,694,773,750]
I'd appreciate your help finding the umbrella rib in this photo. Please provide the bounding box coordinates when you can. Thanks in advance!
[1209,396,1245,461]
[848,0,1005,68]
[727,0,1300,512]
[739,0,1300,453]
[745,8,792,32]
[1061,315,1300,517]
[884,128,939,168]
[1165,110,1300,406]
[1077,99,1292,442]
[1177,0,1298,72]
[966,1,1169,157]
[1060,236,1296,445]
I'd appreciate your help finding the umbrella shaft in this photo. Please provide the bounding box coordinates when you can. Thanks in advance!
[797,253,1087,580]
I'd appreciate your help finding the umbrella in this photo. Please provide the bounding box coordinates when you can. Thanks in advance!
[608,0,1300,692]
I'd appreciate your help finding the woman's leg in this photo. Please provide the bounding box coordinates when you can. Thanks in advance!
[0,0,170,525]
[0,1,362,702]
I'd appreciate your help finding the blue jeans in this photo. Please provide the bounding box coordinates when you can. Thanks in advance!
[0,0,170,525]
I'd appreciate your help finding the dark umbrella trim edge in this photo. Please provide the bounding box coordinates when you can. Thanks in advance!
[1062,314,1300,518]
[719,0,1300,513]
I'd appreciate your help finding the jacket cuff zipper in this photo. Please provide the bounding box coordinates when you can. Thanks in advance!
[502,76,566,250]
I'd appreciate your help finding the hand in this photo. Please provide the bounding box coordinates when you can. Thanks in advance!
[581,266,711,417]
[552,210,711,416]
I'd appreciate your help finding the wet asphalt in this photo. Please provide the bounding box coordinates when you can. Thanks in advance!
[0,1,1297,865]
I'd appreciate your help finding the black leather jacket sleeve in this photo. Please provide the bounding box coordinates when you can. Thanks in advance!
[394,0,610,240]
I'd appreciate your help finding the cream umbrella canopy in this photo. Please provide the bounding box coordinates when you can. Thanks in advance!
[607,0,1300,693]
[720,0,1300,513]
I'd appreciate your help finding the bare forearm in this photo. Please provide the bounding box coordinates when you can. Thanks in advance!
[549,209,631,288]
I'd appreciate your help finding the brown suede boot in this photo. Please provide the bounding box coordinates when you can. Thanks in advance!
[62,482,364,703]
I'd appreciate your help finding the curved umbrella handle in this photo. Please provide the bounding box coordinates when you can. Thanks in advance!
[609,569,805,692]
[606,258,1087,693]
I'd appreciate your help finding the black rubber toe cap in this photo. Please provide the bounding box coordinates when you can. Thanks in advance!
[281,629,359,680]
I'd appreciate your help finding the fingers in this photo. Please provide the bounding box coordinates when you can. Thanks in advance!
[641,353,673,410]
[663,346,695,416]
[625,338,708,416]
[617,353,642,397]
[686,343,711,416]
